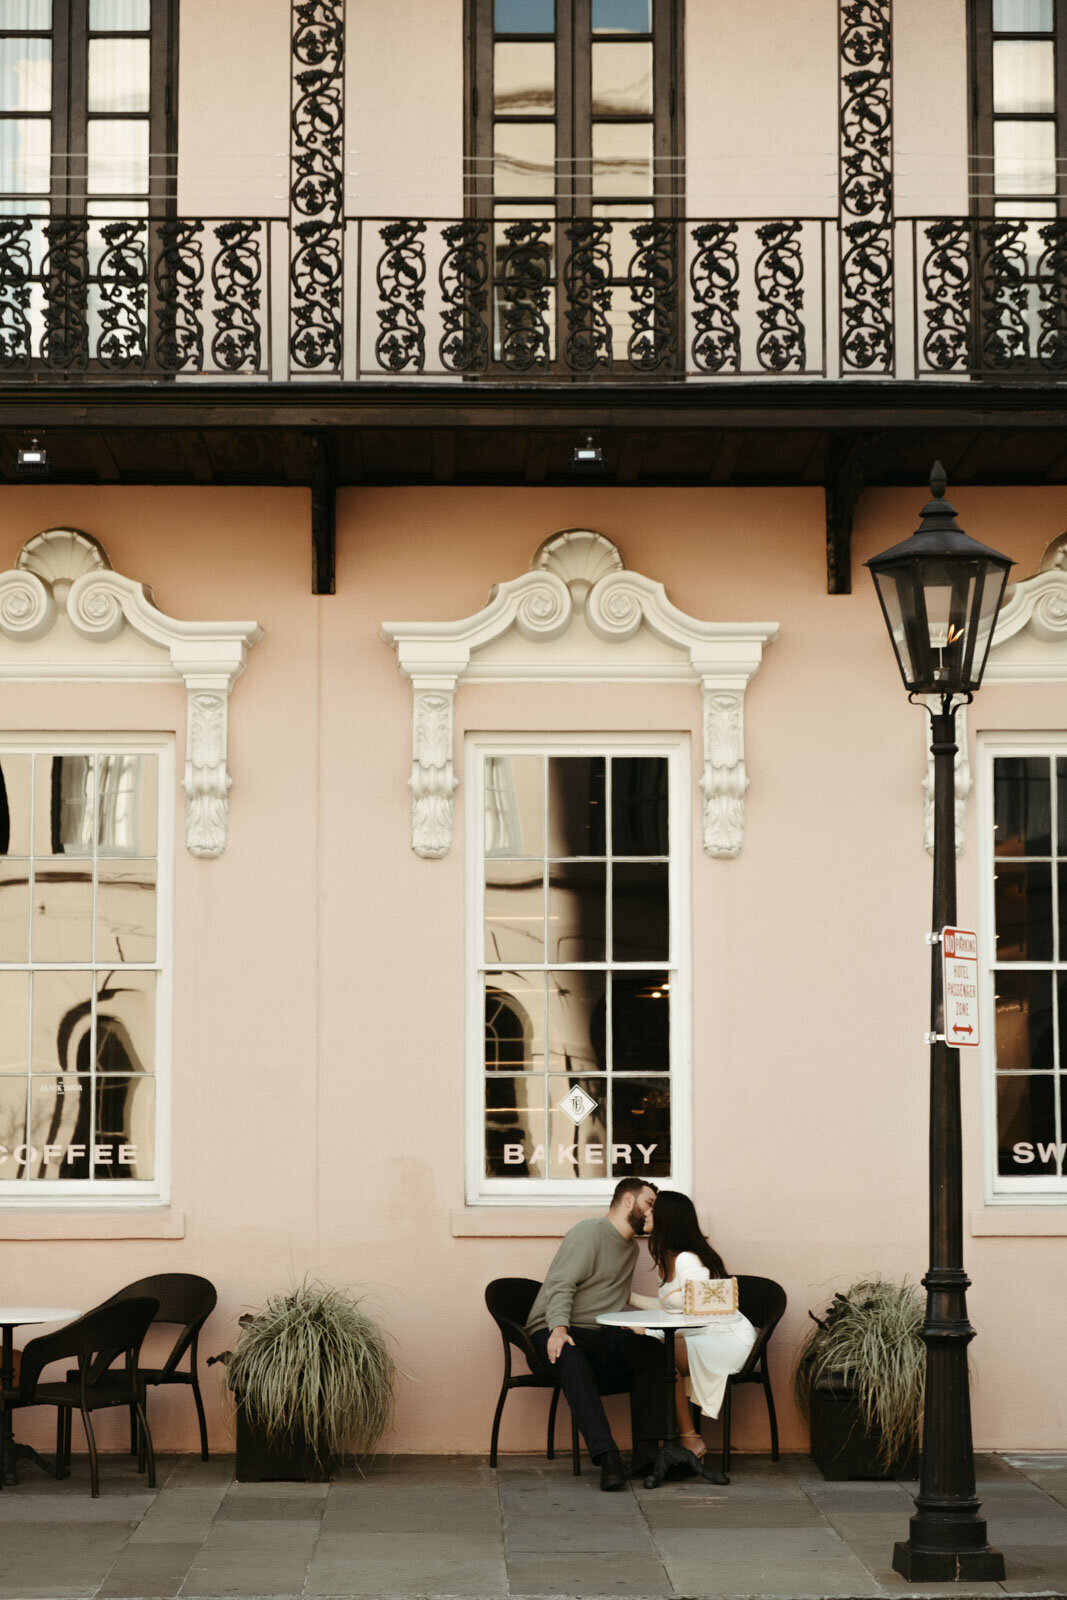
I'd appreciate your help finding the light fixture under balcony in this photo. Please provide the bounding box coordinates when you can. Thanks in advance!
[17,438,49,475]
[571,435,603,468]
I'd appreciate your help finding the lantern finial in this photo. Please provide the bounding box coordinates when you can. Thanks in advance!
[929,460,947,500]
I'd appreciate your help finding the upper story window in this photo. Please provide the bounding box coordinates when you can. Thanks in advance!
[467,0,683,220]
[973,0,1065,220]
[0,0,175,217]
[980,736,1067,1199]
[468,732,690,1205]
[0,736,172,1203]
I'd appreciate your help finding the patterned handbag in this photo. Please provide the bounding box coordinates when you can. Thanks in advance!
[682,1275,739,1315]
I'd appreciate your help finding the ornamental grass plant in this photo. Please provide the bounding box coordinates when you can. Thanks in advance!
[225,1281,396,1470]
[794,1277,925,1470]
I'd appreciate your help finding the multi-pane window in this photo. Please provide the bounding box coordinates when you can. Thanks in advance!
[973,0,1065,217]
[984,745,1067,1194]
[0,0,175,217]
[470,736,688,1201]
[0,740,171,1199]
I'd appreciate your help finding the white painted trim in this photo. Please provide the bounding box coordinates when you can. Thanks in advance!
[383,530,778,860]
[975,730,1067,1205]
[0,731,174,1207]
[985,558,1067,686]
[0,529,262,858]
[464,730,692,1207]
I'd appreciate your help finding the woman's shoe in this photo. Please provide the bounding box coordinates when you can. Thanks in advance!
[679,1429,706,1461]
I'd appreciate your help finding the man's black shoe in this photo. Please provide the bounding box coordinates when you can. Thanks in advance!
[597,1448,626,1491]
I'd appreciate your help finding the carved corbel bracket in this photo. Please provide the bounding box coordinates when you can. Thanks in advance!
[699,684,749,859]
[410,680,459,860]
[182,683,233,860]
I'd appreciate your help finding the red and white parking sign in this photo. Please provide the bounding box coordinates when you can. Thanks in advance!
[942,926,980,1048]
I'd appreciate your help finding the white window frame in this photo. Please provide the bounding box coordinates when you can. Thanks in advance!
[0,731,174,1208]
[465,729,692,1206]
[977,729,1067,1204]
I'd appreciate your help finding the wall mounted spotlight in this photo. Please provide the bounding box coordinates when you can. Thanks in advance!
[571,434,603,467]
[17,438,49,474]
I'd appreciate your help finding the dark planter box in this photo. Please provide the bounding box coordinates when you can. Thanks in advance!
[235,1400,332,1483]
[811,1373,919,1481]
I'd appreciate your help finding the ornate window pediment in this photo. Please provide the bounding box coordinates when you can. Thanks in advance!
[382,529,779,860]
[0,529,262,858]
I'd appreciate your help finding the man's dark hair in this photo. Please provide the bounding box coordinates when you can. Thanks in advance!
[610,1176,658,1208]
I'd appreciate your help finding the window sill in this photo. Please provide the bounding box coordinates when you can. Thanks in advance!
[0,1209,185,1241]
[451,1207,602,1238]
[970,1207,1067,1237]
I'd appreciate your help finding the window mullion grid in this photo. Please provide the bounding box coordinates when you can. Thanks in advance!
[540,754,549,1185]
[1052,753,1064,1176]
[605,754,613,1173]
[21,754,37,1185]
[88,752,99,1185]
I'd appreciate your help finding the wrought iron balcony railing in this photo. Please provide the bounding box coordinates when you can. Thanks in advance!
[0,213,1064,383]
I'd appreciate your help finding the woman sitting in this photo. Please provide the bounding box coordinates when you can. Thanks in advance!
[630,1190,757,1459]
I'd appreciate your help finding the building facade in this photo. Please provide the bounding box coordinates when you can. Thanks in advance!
[0,0,1065,1457]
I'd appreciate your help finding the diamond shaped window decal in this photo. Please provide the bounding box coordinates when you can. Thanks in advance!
[556,1085,598,1126]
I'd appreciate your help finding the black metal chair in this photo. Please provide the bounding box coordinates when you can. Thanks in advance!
[80,1273,217,1464]
[2,1297,158,1498]
[486,1278,580,1472]
[690,1273,787,1476]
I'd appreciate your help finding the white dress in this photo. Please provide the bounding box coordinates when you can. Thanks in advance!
[632,1250,758,1420]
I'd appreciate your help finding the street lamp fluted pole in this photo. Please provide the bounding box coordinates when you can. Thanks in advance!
[866,465,1012,1584]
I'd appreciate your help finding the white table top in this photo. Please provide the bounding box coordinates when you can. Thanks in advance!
[0,1307,79,1327]
[597,1308,727,1332]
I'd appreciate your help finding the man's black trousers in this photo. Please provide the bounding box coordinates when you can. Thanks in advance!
[530,1324,664,1461]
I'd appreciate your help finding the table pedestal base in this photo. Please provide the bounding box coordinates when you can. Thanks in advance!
[639,1443,729,1489]
[2,1440,62,1487]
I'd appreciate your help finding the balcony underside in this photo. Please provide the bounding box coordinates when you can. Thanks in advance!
[1,378,1065,594]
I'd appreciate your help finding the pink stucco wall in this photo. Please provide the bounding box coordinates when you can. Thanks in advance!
[0,482,1063,1456]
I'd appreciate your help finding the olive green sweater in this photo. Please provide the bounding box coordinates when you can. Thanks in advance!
[526,1217,638,1335]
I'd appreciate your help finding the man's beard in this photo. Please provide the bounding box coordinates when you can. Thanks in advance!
[631,1213,648,1236]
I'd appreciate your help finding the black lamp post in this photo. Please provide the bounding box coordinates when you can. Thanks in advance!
[866,464,1013,1584]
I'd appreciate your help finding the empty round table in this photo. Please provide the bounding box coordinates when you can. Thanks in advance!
[0,1306,80,1484]
[597,1308,730,1488]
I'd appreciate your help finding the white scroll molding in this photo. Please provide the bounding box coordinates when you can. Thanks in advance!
[382,529,778,860]
[0,529,262,858]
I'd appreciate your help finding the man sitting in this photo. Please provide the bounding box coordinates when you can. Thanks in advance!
[526,1176,662,1490]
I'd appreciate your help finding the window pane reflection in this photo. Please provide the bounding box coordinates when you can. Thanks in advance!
[994,861,1053,960]
[996,1073,1057,1174]
[592,121,653,196]
[548,969,605,1073]
[591,41,652,114]
[993,0,1053,29]
[0,0,51,29]
[93,1073,153,1177]
[0,1076,27,1175]
[612,970,669,1071]
[35,754,93,855]
[32,862,93,962]
[494,41,554,114]
[611,1077,669,1174]
[96,858,156,962]
[494,121,555,196]
[593,0,651,31]
[994,39,1054,111]
[0,118,50,194]
[994,755,1051,855]
[485,860,544,962]
[0,37,50,111]
[548,1074,607,1176]
[31,969,92,1074]
[97,970,155,1075]
[87,117,148,193]
[88,37,149,112]
[613,862,668,961]
[1058,758,1067,853]
[994,119,1057,195]
[0,973,28,1071]
[495,0,554,31]
[994,968,1053,1070]
[548,860,605,960]
[485,754,543,856]
[485,1079,545,1177]
[548,756,605,855]
[612,756,667,854]
[0,753,30,854]
[28,1072,86,1175]
[0,862,29,961]
[89,0,150,27]
[485,973,543,1070]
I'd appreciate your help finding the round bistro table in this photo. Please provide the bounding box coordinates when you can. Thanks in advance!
[0,1306,80,1485]
[597,1307,731,1489]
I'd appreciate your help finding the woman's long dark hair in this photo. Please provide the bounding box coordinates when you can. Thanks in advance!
[648,1190,726,1280]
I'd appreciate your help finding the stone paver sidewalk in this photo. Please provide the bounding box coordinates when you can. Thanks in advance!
[0,1451,1063,1600]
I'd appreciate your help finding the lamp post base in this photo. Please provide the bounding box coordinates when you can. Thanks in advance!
[892,1535,1005,1583]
